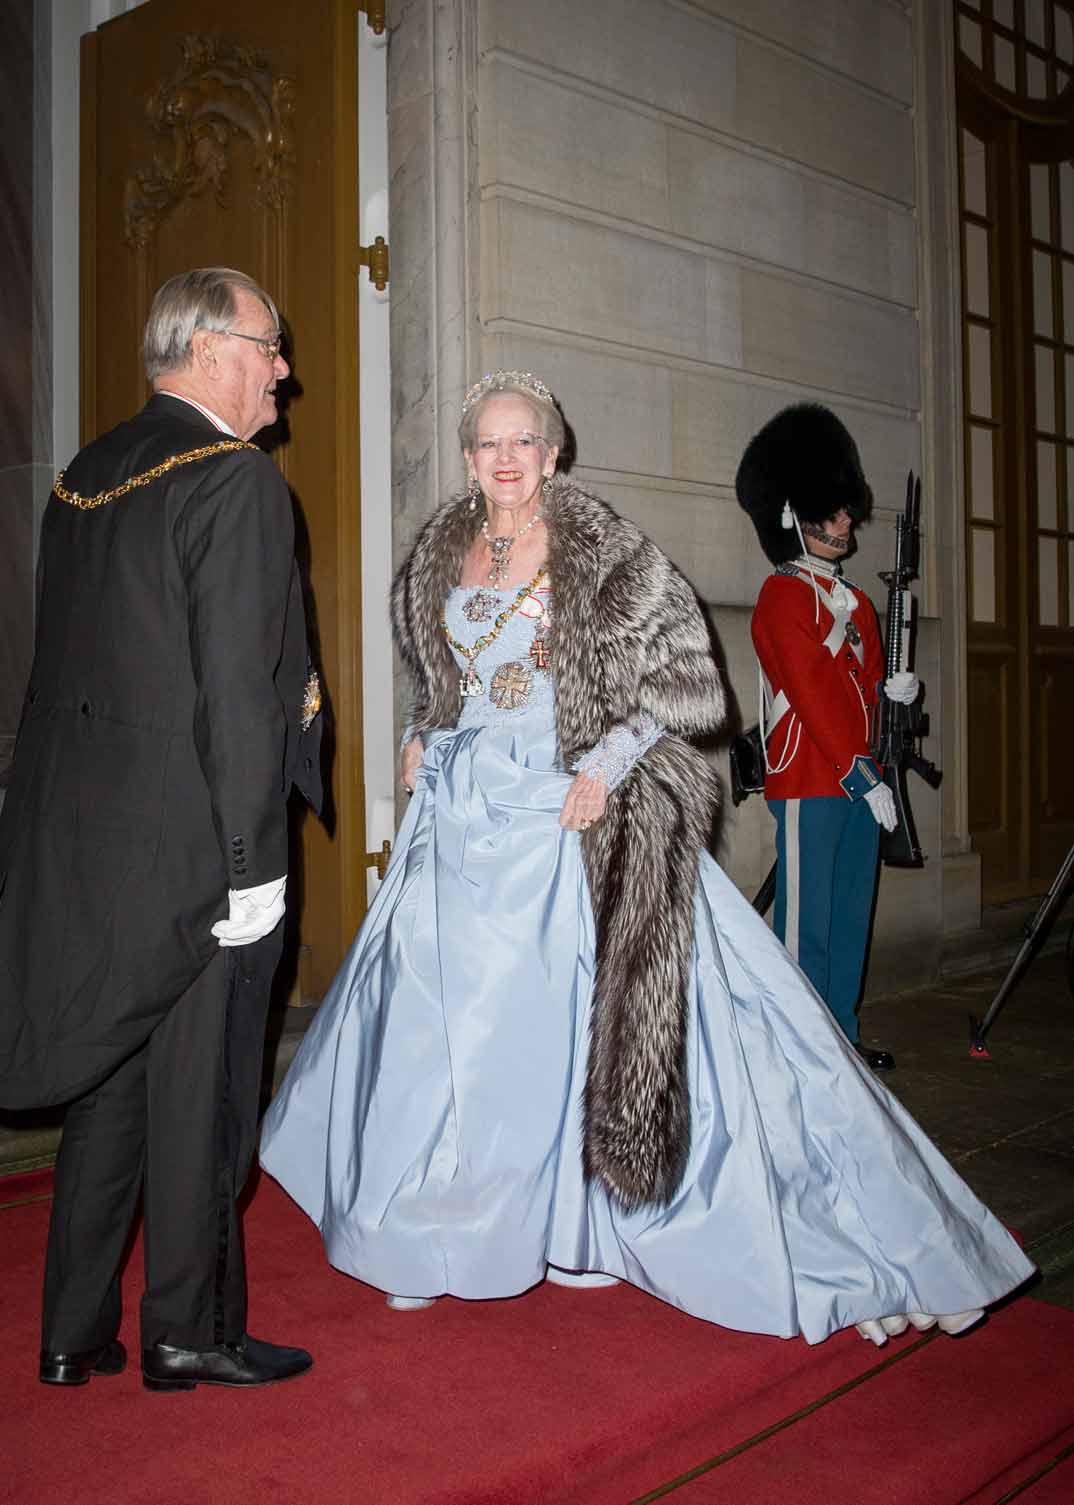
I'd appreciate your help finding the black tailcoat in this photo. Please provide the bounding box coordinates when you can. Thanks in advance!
[0,395,322,1108]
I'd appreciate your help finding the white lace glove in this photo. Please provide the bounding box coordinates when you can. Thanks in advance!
[864,784,897,832]
[211,875,287,947]
[884,671,920,704]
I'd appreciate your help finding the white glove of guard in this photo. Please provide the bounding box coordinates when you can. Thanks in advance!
[864,783,897,832]
[211,875,287,947]
[884,670,920,704]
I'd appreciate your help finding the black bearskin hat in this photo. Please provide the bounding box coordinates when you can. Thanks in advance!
[734,403,873,565]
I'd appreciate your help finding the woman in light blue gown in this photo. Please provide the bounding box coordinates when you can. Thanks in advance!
[261,372,1033,1345]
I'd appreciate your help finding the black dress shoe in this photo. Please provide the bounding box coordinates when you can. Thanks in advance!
[857,1044,896,1072]
[40,1339,127,1387]
[142,1335,313,1392]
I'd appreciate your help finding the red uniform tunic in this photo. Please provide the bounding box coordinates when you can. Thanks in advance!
[751,563,885,802]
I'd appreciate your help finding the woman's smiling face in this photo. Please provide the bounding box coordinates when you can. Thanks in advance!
[465,393,558,513]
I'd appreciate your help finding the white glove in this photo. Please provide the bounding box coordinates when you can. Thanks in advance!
[211,875,287,947]
[864,784,897,832]
[884,671,919,704]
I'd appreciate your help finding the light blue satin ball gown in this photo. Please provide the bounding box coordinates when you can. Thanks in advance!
[260,584,1033,1344]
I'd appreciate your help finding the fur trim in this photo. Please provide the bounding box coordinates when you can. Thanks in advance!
[735,403,873,565]
[393,477,725,1207]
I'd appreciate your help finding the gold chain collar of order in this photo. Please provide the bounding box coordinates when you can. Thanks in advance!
[442,567,547,698]
[53,441,257,510]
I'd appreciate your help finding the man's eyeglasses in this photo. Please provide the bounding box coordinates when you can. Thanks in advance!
[224,329,283,362]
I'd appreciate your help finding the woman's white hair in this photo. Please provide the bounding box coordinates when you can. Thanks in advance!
[457,373,565,454]
[143,267,279,382]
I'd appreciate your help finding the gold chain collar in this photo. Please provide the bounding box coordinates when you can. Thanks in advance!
[441,568,548,664]
[53,440,257,510]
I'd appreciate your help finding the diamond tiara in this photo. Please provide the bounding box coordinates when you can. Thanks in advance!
[461,370,554,416]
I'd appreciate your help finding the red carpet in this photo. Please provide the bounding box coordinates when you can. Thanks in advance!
[4,1170,1073,1505]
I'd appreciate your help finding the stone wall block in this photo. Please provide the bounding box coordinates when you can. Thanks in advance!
[479,61,671,230]
[667,126,916,306]
[480,0,739,135]
[685,0,913,104]
[481,198,720,364]
[740,268,920,409]
[482,0,910,198]
[735,40,915,204]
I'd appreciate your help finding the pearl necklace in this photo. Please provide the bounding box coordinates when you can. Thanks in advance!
[481,510,543,585]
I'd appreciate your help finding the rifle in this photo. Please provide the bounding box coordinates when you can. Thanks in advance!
[870,472,942,867]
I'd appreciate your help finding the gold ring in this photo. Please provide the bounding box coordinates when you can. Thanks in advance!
[580,819,592,830]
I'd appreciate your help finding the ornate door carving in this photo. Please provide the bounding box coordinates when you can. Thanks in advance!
[82,0,364,998]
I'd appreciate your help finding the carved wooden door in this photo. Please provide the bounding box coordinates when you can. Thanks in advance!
[81,0,365,1000]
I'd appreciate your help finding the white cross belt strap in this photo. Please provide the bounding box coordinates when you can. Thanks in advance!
[822,579,864,665]
[758,665,797,774]
[757,574,864,775]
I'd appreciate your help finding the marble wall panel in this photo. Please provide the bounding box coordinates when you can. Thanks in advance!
[482,198,740,366]
[735,39,915,205]
[479,0,739,137]
[740,267,920,409]
[388,0,435,113]
[570,473,769,607]
[481,58,917,306]
[389,89,439,558]
[686,0,913,104]
[485,199,917,410]
[667,130,916,306]
[479,61,672,230]
[479,0,912,199]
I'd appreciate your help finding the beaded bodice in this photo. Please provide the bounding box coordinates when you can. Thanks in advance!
[439,582,665,788]
[445,583,556,729]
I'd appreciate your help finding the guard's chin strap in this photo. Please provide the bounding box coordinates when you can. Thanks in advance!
[800,519,851,551]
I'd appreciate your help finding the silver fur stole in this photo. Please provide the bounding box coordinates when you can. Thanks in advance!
[391,477,726,1207]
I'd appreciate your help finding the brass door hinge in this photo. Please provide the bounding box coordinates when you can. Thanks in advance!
[358,235,390,290]
[358,0,386,35]
[366,839,392,880]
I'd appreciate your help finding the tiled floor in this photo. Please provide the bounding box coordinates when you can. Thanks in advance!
[859,949,1074,1308]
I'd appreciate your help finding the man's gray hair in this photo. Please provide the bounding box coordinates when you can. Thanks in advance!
[144,267,279,382]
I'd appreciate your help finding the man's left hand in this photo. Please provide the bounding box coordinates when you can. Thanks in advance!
[211,876,287,947]
[884,671,919,705]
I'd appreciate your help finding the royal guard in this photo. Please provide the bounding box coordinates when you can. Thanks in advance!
[735,404,918,1071]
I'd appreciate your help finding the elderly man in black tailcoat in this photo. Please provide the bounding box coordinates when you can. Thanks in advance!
[0,268,323,1390]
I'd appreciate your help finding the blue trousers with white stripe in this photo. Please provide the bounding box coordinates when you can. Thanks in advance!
[768,796,880,1043]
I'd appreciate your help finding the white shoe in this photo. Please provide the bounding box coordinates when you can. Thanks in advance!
[855,1319,889,1346]
[936,1308,985,1336]
[545,1267,620,1289]
[385,1294,437,1311]
[879,1314,910,1337]
[906,1309,985,1336]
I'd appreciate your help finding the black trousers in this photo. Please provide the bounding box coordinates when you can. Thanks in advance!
[41,929,283,1354]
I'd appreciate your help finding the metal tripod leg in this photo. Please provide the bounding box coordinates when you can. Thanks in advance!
[969,841,1074,1056]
